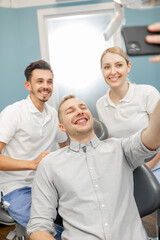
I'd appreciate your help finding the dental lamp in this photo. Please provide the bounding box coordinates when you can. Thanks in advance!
[103,0,160,40]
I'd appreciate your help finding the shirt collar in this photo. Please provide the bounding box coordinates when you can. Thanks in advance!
[104,82,135,107]
[26,95,49,115]
[69,135,100,152]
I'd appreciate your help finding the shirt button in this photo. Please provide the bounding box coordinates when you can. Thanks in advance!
[95,184,99,188]
[104,223,108,227]
[90,167,93,170]
[101,204,105,208]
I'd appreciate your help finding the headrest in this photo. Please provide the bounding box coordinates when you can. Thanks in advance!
[93,118,108,141]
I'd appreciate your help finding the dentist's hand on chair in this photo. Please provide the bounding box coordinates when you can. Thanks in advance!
[145,22,160,62]
[33,151,50,170]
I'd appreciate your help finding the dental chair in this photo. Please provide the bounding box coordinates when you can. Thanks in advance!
[0,201,26,239]
[134,165,160,240]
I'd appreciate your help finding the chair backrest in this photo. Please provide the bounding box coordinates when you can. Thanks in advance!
[133,164,160,218]
[93,118,108,140]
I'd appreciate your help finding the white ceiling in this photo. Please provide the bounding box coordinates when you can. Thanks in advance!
[0,0,92,8]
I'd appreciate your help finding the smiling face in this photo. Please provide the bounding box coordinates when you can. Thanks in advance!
[59,97,95,143]
[24,69,53,110]
[101,52,131,90]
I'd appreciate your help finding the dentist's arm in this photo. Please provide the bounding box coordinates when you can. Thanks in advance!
[0,142,49,170]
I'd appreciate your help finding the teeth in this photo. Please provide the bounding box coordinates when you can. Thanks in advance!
[77,119,86,124]
[41,92,48,95]
[110,77,119,80]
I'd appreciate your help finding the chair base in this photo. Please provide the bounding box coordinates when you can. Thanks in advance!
[6,224,26,240]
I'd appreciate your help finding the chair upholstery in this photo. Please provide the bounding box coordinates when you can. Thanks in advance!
[133,164,160,218]
[133,164,160,239]
[0,202,15,225]
[93,118,108,140]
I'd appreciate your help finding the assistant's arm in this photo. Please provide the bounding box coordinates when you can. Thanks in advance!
[142,100,160,150]
[0,142,49,171]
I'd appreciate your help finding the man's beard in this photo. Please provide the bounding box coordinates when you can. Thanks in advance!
[69,125,94,139]
[31,88,51,102]
[39,97,48,103]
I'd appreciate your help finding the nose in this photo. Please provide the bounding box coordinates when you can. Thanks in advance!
[43,81,49,89]
[110,66,116,75]
[76,108,83,116]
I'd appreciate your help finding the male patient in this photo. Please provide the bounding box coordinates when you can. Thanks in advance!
[27,95,160,240]
[0,60,68,237]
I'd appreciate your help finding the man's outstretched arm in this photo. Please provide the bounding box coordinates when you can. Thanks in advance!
[142,100,160,150]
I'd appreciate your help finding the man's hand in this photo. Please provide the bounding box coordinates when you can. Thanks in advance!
[30,231,56,240]
[145,22,160,62]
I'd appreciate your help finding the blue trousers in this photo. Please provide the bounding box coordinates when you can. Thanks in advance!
[1,187,63,240]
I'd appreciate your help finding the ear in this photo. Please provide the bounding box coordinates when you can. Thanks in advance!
[24,81,31,91]
[59,123,67,132]
[127,62,131,73]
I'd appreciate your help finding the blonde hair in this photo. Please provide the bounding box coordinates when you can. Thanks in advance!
[100,46,130,68]
[58,94,76,122]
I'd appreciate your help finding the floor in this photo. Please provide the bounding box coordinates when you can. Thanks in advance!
[0,224,15,240]
[143,211,157,238]
[0,212,158,240]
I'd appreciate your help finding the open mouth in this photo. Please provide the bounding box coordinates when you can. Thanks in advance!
[74,118,88,125]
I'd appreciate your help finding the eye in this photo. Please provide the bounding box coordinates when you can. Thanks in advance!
[47,80,53,84]
[37,80,43,83]
[104,65,110,70]
[80,104,87,110]
[116,63,123,68]
[66,109,74,115]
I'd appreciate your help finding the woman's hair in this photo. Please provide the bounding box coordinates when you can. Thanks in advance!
[100,46,130,68]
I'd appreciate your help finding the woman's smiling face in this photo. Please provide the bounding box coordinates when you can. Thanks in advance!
[101,52,131,89]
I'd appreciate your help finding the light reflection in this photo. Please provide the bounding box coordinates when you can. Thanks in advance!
[47,12,114,116]
[49,21,108,92]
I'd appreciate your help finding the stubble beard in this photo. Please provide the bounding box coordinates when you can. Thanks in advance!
[71,125,94,141]
[31,89,51,103]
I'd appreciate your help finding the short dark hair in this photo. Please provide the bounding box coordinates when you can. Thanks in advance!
[24,60,53,82]
[58,94,76,123]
